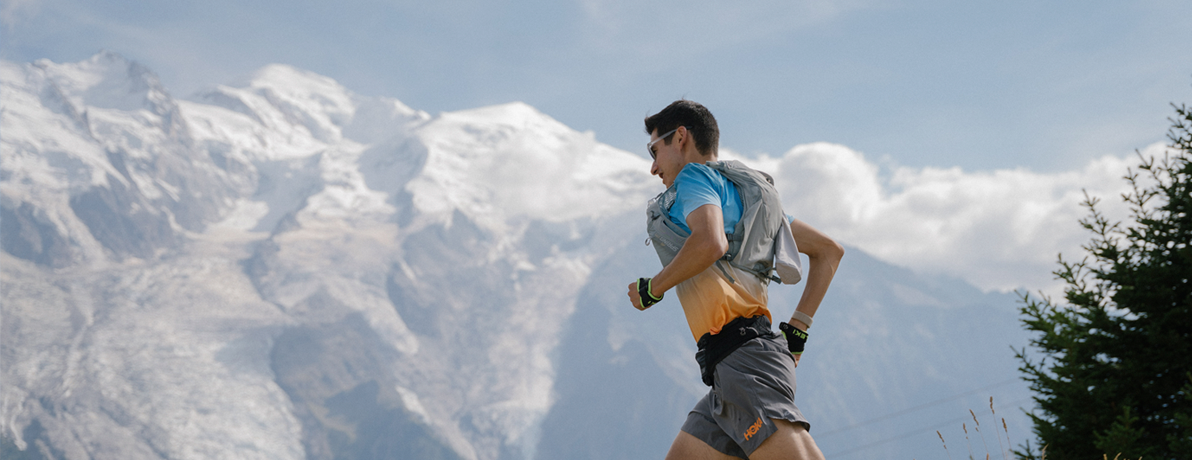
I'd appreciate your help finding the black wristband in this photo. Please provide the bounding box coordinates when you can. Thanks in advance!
[779,322,808,355]
[637,277,663,309]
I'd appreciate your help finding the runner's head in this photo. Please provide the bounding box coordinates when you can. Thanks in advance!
[644,100,719,157]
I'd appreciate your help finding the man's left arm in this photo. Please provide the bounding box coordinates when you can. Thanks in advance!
[783,218,844,365]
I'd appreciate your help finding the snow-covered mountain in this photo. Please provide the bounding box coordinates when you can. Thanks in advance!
[1,52,1034,460]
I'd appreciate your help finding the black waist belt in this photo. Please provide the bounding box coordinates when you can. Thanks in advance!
[695,315,777,386]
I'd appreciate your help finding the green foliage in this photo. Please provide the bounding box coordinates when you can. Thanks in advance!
[1014,102,1192,460]
[1094,406,1156,459]
[1167,374,1192,456]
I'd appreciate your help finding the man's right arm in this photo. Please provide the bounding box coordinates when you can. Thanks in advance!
[627,203,727,310]
[650,203,728,295]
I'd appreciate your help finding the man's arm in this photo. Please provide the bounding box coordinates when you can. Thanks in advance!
[787,218,844,330]
[628,204,726,309]
[780,218,843,366]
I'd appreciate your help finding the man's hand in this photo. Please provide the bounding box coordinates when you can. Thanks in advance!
[627,281,645,310]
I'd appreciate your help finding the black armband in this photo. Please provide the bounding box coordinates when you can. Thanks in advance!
[637,277,663,309]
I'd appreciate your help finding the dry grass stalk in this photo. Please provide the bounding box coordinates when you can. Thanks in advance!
[938,430,953,460]
[990,397,1008,460]
[964,422,975,460]
[971,409,991,457]
[1001,417,1012,460]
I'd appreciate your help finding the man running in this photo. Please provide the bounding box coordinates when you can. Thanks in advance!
[628,100,843,460]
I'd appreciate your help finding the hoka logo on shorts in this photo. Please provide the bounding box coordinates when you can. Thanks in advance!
[743,417,764,441]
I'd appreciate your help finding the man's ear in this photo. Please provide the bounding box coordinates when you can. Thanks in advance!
[676,126,707,159]
[676,126,690,150]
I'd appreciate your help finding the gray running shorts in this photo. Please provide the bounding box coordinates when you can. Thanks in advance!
[681,334,809,458]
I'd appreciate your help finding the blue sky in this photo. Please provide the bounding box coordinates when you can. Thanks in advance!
[4,0,1192,293]
[5,0,1191,173]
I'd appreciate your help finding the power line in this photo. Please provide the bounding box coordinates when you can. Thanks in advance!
[816,377,1022,438]
[823,397,1035,459]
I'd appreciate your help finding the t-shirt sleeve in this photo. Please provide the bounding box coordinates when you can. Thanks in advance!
[673,164,722,225]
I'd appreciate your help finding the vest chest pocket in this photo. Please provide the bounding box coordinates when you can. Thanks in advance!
[646,191,690,267]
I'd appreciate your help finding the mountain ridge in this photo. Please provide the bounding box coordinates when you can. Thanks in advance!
[2,52,1033,460]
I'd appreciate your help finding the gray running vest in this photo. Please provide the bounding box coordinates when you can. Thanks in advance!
[646,160,803,285]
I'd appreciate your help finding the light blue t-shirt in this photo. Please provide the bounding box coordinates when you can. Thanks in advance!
[668,163,742,234]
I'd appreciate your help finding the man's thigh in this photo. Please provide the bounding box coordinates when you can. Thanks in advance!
[666,420,825,460]
[748,419,825,460]
[665,430,743,460]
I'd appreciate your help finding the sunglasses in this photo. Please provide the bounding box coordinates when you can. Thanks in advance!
[647,128,680,160]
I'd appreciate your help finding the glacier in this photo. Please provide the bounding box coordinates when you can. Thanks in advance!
[1,52,1033,460]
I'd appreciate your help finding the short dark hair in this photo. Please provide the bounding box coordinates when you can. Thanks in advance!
[644,100,719,156]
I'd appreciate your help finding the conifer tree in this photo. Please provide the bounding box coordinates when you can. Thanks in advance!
[1015,101,1192,460]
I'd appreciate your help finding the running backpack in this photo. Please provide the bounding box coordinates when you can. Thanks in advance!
[646,160,803,285]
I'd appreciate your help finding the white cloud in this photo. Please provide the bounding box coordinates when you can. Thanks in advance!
[730,142,1168,294]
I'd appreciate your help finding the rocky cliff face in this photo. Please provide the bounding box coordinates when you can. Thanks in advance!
[1,53,1031,460]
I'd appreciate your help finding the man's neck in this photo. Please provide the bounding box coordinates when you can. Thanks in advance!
[682,151,717,165]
